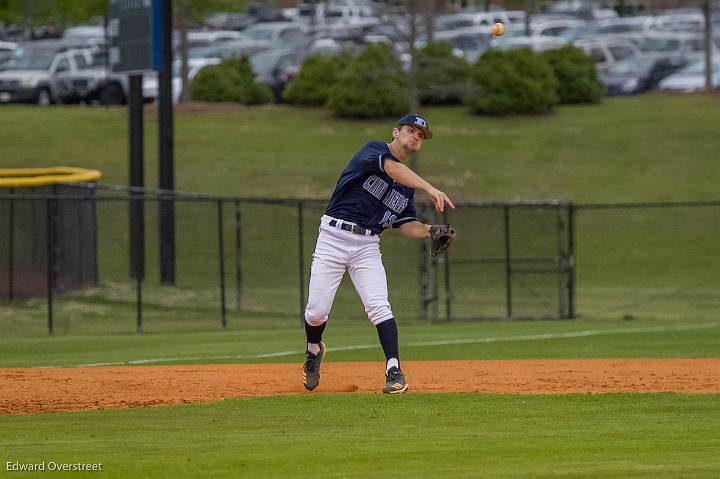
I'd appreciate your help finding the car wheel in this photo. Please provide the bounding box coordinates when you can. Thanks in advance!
[36,89,52,106]
[99,84,126,105]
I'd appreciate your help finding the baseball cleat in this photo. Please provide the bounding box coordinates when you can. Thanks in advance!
[302,342,326,391]
[382,366,409,394]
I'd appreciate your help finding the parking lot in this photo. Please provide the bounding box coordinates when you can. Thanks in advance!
[0,0,718,106]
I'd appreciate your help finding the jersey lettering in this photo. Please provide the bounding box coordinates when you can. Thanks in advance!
[383,190,409,214]
[363,175,389,200]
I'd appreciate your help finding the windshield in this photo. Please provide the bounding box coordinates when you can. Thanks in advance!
[642,37,679,52]
[558,25,596,41]
[189,46,219,59]
[7,47,55,70]
[89,51,108,67]
[244,28,274,41]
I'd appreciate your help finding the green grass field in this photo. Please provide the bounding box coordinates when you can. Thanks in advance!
[2,393,719,478]
[1,318,719,478]
[1,97,719,477]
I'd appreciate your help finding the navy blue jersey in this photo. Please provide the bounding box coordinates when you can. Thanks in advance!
[325,141,418,234]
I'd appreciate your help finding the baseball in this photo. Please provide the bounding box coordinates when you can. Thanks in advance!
[491,22,505,36]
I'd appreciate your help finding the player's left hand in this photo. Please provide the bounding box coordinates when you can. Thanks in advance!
[430,224,456,256]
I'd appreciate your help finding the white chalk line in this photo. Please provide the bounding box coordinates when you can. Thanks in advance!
[32,322,720,369]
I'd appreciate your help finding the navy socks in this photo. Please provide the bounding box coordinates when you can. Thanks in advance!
[376,318,399,365]
[305,321,326,345]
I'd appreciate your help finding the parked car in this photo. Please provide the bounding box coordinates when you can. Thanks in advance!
[652,13,705,33]
[495,35,567,52]
[241,22,310,52]
[181,30,246,50]
[62,25,106,47]
[142,58,222,103]
[658,57,720,92]
[504,10,528,32]
[58,49,129,105]
[248,48,305,101]
[0,41,16,69]
[574,36,641,72]
[0,40,94,104]
[419,27,492,64]
[320,4,379,41]
[544,0,618,20]
[188,39,272,60]
[599,54,688,95]
[435,11,510,32]
[204,12,256,31]
[639,32,705,58]
[529,18,585,38]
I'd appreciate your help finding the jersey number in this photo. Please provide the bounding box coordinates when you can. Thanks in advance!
[380,211,397,229]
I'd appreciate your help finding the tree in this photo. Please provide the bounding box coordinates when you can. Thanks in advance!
[173,0,248,103]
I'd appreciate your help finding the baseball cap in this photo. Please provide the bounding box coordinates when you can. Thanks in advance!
[395,113,433,140]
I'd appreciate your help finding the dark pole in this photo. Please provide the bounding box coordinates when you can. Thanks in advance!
[568,204,576,319]
[158,0,175,284]
[503,206,512,319]
[443,209,451,321]
[8,188,14,301]
[128,74,145,333]
[218,200,227,328]
[46,198,54,336]
[234,200,242,312]
[297,201,305,325]
[128,74,145,281]
[556,206,565,319]
[419,239,428,320]
[136,254,143,333]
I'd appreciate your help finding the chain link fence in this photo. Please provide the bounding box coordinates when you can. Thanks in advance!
[1,184,718,336]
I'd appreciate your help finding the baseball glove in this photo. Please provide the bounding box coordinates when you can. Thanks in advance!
[430,224,456,257]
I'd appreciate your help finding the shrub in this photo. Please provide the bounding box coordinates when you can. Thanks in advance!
[541,46,604,104]
[284,51,352,105]
[417,42,471,105]
[191,57,273,105]
[466,48,559,115]
[326,43,409,119]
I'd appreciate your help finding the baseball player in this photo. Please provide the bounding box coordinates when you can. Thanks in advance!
[303,113,456,394]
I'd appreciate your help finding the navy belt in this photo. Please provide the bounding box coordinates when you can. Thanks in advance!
[328,219,377,236]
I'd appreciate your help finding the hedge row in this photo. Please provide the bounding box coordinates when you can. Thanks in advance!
[192,43,604,117]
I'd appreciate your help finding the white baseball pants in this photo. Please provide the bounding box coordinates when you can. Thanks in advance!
[304,215,394,326]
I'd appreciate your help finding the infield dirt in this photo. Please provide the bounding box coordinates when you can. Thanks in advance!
[1,358,718,416]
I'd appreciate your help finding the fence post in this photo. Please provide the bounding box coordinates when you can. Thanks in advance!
[567,203,576,319]
[557,205,566,319]
[297,201,305,325]
[134,195,143,333]
[234,200,242,312]
[7,188,14,302]
[443,209,452,321]
[45,198,54,336]
[135,259,143,334]
[218,200,227,328]
[419,240,428,320]
[503,205,512,319]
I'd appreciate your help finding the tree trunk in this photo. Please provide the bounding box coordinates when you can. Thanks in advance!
[424,0,434,43]
[525,0,533,37]
[408,0,420,172]
[177,2,190,103]
[704,0,713,92]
